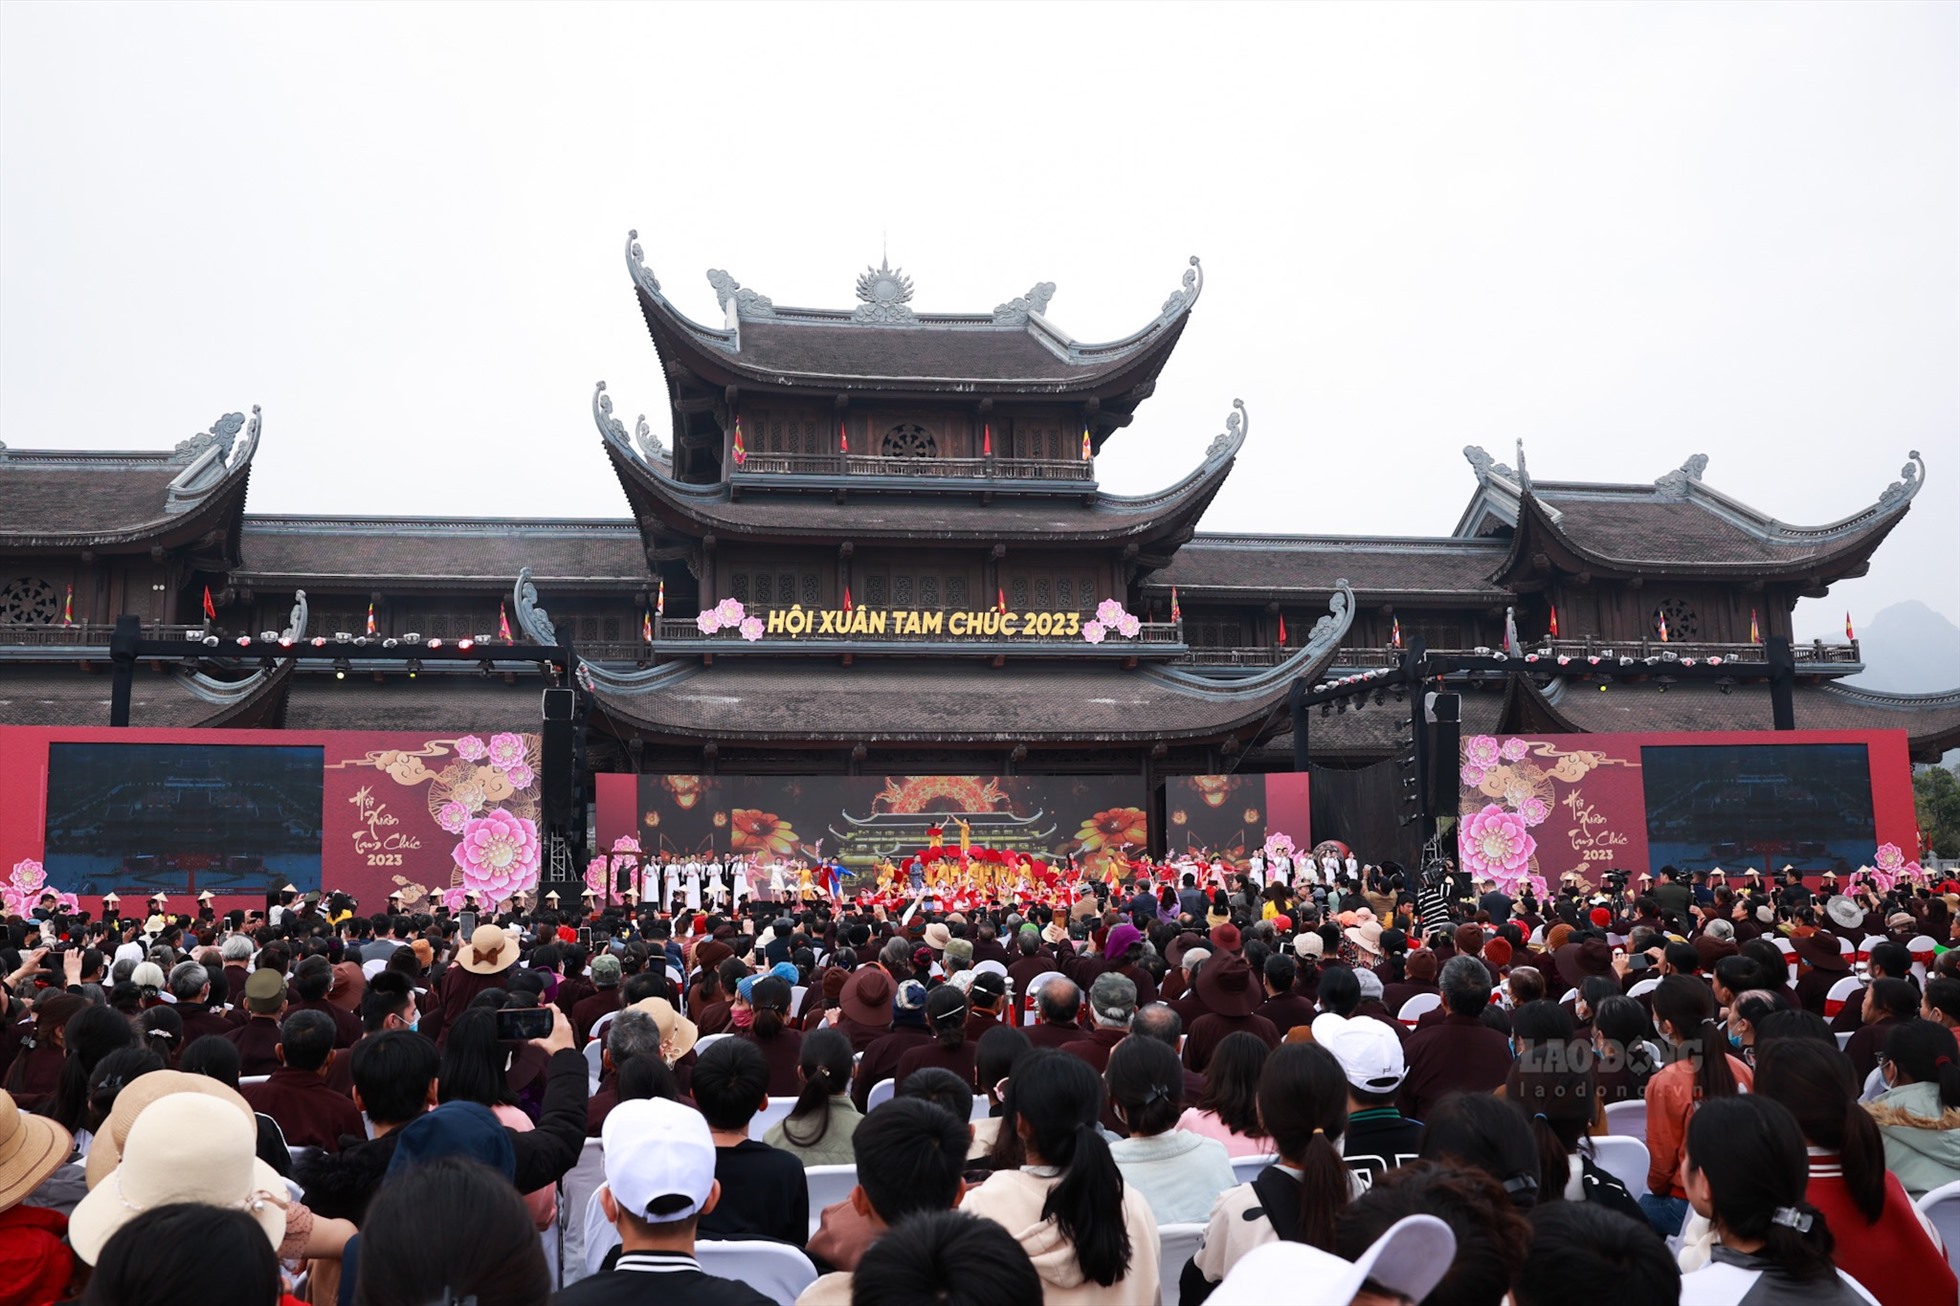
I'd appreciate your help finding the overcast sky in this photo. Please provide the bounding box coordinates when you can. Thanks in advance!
[2,2,1955,649]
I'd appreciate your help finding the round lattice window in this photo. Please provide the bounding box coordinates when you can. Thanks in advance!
[0,577,59,624]
[1652,598,1698,640]
[881,423,937,459]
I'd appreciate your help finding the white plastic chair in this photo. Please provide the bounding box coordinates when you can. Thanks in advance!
[1862,1065,1886,1103]
[1396,993,1441,1028]
[240,1074,271,1086]
[589,1009,619,1044]
[1857,934,1888,964]
[581,1041,603,1094]
[581,1186,619,1279]
[1626,976,1661,999]
[1836,1031,1855,1050]
[749,1096,799,1141]
[1916,1179,1960,1274]
[695,1031,733,1052]
[1825,975,1867,1019]
[790,984,809,1018]
[1158,1221,1209,1306]
[1588,1135,1650,1199]
[1603,1099,1647,1145]
[696,1240,818,1306]
[865,1077,897,1112]
[805,1163,859,1236]
[970,1097,993,1124]
[1230,1152,1278,1186]
[557,1137,607,1286]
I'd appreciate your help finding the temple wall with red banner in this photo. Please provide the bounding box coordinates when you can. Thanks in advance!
[1456,728,1921,891]
[0,725,542,913]
[593,772,1310,879]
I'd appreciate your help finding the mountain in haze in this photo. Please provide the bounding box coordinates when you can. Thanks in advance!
[1843,601,1960,693]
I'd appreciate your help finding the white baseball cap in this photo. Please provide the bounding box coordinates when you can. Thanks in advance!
[1310,1012,1407,1093]
[1211,1214,1456,1306]
[601,1098,716,1223]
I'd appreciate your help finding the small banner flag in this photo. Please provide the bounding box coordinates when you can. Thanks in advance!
[844,584,854,613]
[202,586,217,622]
[1547,605,1560,638]
[839,420,849,455]
[497,601,512,643]
[656,577,665,619]
[1081,426,1092,461]
[1845,611,1855,641]
[61,583,73,627]
[1750,609,1760,643]
[983,422,992,457]
[643,610,653,644]
[1277,612,1288,646]
[368,602,379,637]
[732,414,747,467]
[1170,586,1181,625]
[1658,612,1670,643]
[997,586,1007,614]
[1392,616,1403,648]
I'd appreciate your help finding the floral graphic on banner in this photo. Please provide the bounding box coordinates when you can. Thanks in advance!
[1074,807,1149,854]
[730,810,800,858]
[1082,598,1144,644]
[3,859,79,917]
[1457,735,1637,895]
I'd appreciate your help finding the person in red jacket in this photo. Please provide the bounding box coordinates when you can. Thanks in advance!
[1753,1035,1956,1306]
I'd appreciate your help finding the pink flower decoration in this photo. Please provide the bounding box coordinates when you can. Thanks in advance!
[739,616,764,642]
[440,884,470,912]
[715,597,745,626]
[611,835,643,853]
[1459,803,1538,884]
[1460,763,1487,787]
[452,809,541,901]
[1708,656,1724,666]
[1081,620,1106,644]
[1464,736,1502,769]
[696,611,721,634]
[586,857,612,894]
[1556,655,1571,666]
[1876,843,1906,872]
[437,801,472,834]
[1518,796,1551,827]
[486,732,527,769]
[455,735,488,762]
[503,761,535,790]
[1116,613,1141,638]
[1500,737,1530,761]
[1096,599,1126,626]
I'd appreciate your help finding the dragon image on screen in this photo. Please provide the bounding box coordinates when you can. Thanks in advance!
[42,743,325,897]
[1640,743,1875,876]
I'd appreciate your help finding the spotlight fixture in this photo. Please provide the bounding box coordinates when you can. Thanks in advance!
[202,634,219,648]
[332,657,352,681]
[1656,676,1676,693]
[259,657,275,672]
[382,637,399,649]
[1598,682,1609,692]
[404,632,423,643]
[479,659,495,677]
[1320,703,1332,717]
[428,638,443,649]
[405,658,421,678]
[458,638,476,652]
[1716,676,1735,696]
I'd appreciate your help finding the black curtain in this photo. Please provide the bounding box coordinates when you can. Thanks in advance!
[1310,760,1422,868]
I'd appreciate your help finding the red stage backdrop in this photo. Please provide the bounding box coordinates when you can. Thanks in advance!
[1162,774,1310,866]
[1456,728,1921,894]
[0,725,541,913]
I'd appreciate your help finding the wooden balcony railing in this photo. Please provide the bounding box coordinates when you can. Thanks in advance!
[0,621,208,647]
[733,452,1094,483]
[575,610,1179,657]
[1175,637,1863,671]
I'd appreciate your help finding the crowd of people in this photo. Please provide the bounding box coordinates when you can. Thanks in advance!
[3,856,1960,1305]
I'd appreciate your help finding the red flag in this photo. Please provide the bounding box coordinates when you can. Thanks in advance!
[844,584,853,613]
[1277,613,1288,646]
[983,422,992,457]
[368,602,379,637]
[1750,609,1760,643]
[497,601,512,643]
[62,583,73,627]
[656,577,665,618]
[1547,605,1560,638]
[1392,616,1402,648]
[1081,427,1092,461]
[1170,586,1181,625]
[1657,612,1669,643]
[202,586,216,621]
[839,420,849,455]
[1845,611,1855,641]
[643,610,653,644]
[997,586,1007,614]
[732,415,747,467]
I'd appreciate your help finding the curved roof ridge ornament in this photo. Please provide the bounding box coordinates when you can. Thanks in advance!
[1161,255,1203,320]
[1149,579,1355,695]
[593,381,633,453]
[993,282,1056,327]
[625,229,660,298]
[1514,438,1532,492]
[1204,398,1249,464]
[166,406,260,512]
[512,568,558,646]
[1877,449,1926,511]
[1655,454,1709,496]
[634,412,667,465]
[581,659,702,695]
[1462,446,1517,483]
[706,269,776,321]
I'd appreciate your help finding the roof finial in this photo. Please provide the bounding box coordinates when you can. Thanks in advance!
[1515,438,1532,490]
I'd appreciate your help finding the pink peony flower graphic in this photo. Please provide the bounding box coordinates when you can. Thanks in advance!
[1459,803,1538,883]
[1876,843,1905,872]
[1460,763,1487,787]
[739,615,764,641]
[452,809,541,900]
[486,732,527,769]
[1518,796,1551,827]
[455,735,488,762]
[1116,613,1141,638]
[1081,620,1106,644]
[611,835,643,854]
[1500,737,1529,761]
[437,801,472,834]
[715,597,745,626]
[696,610,721,634]
[503,761,535,791]
[1464,736,1502,769]
[1096,599,1126,626]
[440,884,470,912]
[586,856,612,894]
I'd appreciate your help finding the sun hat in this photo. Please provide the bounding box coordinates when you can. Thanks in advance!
[457,923,517,975]
[1195,951,1263,1018]
[0,1090,71,1211]
[1791,932,1849,972]
[1211,1214,1456,1306]
[603,1097,716,1224]
[1311,1012,1407,1093]
[627,997,698,1062]
[922,923,952,952]
[70,1091,286,1264]
[840,968,896,1026]
[1041,922,1067,946]
[1344,919,1383,956]
[1887,912,1917,932]
[1826,896,1865,930]
[84,1070,257,1189]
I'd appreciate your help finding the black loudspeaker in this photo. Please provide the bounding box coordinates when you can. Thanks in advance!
[1427,692,1462,823]
[541,688,575,828]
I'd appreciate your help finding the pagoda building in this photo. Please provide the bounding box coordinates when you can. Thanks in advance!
[4,232,1956,820]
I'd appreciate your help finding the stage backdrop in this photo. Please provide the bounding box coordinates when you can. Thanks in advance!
[1,725,542,913]
[1456,728,1920,893]
[1162,774,1310,865]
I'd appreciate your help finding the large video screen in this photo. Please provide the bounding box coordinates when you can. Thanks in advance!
[43,743,325,897]
[1641,743,1875,874]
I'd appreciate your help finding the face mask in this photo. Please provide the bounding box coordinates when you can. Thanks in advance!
[1728,1029,1744,1051]
[730,1007,755,1029]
